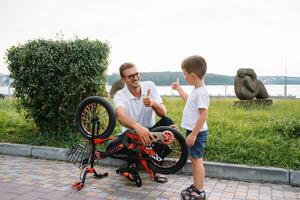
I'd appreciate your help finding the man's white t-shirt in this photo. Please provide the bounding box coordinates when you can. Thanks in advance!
[113,81,162,132]
[181,86,209,132]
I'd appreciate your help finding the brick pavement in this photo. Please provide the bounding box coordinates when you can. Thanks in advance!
[0,155,299,200]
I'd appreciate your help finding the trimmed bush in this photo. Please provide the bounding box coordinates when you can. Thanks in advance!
[5,38,110,136]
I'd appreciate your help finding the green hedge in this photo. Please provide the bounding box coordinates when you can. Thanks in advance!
[5,39,110,136]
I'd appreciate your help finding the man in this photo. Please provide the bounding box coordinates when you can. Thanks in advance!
[112,62,174,183]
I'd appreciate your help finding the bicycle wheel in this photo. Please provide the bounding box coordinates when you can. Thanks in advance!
[148,126,188,174]
[75,96,116,140]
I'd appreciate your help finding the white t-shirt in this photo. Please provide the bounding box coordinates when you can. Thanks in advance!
[181,86,209,131]
[113,81,162,132]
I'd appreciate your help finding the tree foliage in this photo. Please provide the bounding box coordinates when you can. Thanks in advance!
[5,38,110,136]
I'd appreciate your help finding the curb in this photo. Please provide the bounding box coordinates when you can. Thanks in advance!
[290,170,300,186]
[0,142,299,186]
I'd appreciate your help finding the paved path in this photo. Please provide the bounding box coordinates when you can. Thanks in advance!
[0,155,299,200]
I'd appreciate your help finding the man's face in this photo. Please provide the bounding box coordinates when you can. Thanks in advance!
[122,67,141,88]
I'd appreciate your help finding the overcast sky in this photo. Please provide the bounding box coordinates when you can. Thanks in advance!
[1,0,300,76]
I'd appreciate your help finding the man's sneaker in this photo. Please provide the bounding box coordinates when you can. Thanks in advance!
[181,185,206,200]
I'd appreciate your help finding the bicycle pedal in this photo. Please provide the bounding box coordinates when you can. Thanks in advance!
[72,182,81,187]
[76,183,84,190]
[72,182,83,190]
[121,172,129,176]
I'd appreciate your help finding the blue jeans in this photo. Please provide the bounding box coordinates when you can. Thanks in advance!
[186,130,208,158]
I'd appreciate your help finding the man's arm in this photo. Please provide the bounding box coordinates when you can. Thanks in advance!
[152,102,167,117]
[115,107,152,145]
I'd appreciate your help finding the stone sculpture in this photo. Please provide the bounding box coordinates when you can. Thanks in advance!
[109,79,124,98]
[234,68,269,100]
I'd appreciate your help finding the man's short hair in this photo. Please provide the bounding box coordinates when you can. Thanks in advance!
[119,62,136,78]
[181,55,207,79]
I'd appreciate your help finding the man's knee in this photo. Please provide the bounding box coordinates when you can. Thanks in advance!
[160,116,174,126]
[155,116,174,127]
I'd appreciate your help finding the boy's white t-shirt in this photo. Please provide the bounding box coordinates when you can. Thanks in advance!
[181,86,209,132]
[113,81,162,132]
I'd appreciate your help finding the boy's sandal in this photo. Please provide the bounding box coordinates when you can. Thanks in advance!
[182,185,206,200]
[154,175,168,183]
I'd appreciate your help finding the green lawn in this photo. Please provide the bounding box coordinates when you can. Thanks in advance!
[0,97,300,169]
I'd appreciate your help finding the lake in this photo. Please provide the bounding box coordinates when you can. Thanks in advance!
[1,85,300,98]
[156,85,300,98]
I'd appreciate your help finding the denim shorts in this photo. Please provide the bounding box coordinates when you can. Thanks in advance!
[186,129,208,158]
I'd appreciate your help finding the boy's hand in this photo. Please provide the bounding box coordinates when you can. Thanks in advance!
[170,124,179,131]
[186,133,197,147]
[143,89,154,107]
[171,78,180,90]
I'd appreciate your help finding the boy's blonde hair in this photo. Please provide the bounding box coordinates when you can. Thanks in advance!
[181,55,207,79]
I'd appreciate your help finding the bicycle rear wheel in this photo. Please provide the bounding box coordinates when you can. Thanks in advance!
[148,126,188,174]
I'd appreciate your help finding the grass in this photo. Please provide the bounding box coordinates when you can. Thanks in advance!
[0,97,300,169]
[164,97,300,169]
[0,98,82,147]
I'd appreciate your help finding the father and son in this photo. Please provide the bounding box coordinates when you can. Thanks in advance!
[113,55,209,200]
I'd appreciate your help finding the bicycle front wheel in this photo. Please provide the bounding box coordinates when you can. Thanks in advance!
[75,96,116,140]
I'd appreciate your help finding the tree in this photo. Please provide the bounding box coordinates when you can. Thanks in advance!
[6,38,110,136]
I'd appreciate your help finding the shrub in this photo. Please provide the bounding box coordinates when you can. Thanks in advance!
[5,38,110,136]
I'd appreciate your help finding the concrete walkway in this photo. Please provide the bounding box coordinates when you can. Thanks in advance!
[0,155,299,200]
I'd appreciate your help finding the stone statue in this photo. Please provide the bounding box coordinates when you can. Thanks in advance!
[234,68,269,100]
[109,79,124,98]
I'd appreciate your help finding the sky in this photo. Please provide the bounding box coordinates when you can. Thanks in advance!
[0,0,300,77]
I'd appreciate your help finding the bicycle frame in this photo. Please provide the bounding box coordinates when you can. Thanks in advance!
[68,96,188,190]
[67,118,174,189]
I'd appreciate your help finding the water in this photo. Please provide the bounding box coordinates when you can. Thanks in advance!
[158,85,300,98]
[0,86,13,96]
[1,85,299,98]
[107,85,300,98]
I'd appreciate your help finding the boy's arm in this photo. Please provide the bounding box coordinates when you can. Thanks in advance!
[191,108,208,135]
[171,78,188,102]
[186,108,208,147]
[176,86,188,102]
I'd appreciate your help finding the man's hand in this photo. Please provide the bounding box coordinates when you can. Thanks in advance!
[143,89,154,107]
[133,123,153,145]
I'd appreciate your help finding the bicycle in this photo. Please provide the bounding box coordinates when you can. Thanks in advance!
[66,96,188,189]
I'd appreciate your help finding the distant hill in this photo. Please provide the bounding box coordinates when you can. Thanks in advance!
[107,72,300,86]
[1,72,300,86]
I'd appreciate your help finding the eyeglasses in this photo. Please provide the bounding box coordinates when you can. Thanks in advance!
[126,72,140,80]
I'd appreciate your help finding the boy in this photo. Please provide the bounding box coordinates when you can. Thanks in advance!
[171,55,209,200]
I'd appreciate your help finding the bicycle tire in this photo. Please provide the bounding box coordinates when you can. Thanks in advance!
[75,96,116,140]
[148,126,188,174]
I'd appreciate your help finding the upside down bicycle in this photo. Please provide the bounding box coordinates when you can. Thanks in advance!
[66,96,188,189]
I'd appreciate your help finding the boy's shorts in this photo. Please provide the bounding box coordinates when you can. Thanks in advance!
[186,129,208,158]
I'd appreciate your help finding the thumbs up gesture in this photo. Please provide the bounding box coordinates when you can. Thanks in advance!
[143,89,154,107]
[171,78,181,91]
